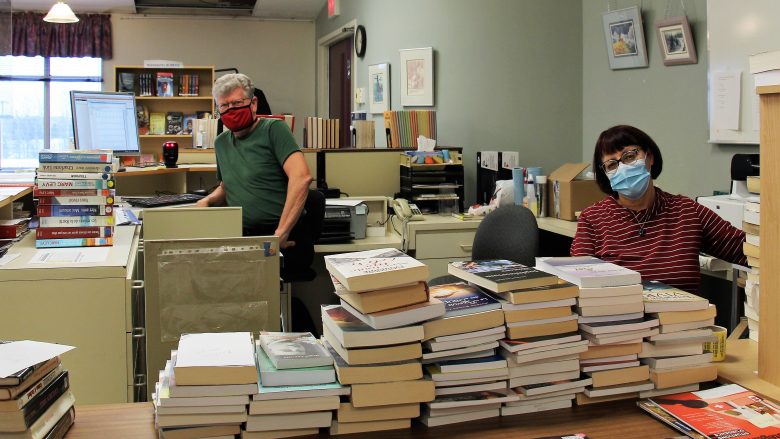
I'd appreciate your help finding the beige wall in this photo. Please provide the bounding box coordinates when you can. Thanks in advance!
[105,15,316,144]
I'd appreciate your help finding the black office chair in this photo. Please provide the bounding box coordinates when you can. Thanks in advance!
[281,189,325,333]
[428,205,539,286]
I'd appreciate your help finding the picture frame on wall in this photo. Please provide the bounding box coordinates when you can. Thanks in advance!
[602,6,648,70]
[400,47,434,106]
[655,16,697,66]
[368,63,390,114]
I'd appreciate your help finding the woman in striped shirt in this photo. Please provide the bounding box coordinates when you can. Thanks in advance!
[570,125,746,294]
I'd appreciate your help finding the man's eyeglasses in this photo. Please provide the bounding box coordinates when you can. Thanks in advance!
[217,97,251,113]
[601,148,643,176]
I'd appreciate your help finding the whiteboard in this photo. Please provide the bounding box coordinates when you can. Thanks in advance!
[707,0,780,144]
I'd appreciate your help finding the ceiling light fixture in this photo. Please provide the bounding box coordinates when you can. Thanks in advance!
[43,1,79,23]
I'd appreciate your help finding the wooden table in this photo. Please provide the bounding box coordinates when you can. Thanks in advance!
[65,401,676,438]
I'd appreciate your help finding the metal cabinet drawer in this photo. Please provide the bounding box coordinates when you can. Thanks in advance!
[415,230,476,259]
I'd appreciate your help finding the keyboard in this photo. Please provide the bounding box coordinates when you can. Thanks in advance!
[124,193,205,208]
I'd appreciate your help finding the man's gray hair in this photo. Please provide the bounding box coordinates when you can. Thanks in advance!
[213,73,254,101]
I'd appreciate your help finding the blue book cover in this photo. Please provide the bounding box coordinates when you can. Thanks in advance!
[37,205,112,217]
[35,238,112,248]
[429,282,501,317]
[38,152,112,164]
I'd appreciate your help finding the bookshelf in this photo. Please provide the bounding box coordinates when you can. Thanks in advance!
[113,65,215,156]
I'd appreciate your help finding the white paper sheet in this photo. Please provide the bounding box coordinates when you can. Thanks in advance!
[326,199,364,207]
[712,71,742,131]
[0,341,75,378]
[175,332,255,368]
[0,253,20,266]
[29,247,110,264]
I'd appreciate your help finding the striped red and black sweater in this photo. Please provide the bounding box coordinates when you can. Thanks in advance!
[570,188,747,294]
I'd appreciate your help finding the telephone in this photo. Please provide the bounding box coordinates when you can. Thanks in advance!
[392,198,424,221]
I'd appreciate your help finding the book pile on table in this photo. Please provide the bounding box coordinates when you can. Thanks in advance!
[250,332,340,438]
[536,256,656,404]
[35,150,116,249]
[449,259,588,416]
[153,332,255,439]
[322,248,437,434]
[638,280,718,397]
[742,185,760,341]
[0,341,75,439]
[419,282,512,426]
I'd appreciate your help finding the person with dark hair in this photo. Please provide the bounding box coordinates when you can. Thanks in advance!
[570,125,746,294]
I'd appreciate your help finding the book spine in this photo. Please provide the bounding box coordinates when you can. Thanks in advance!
[35,195,115,205]
[38,216,115,227]
[35,179,115,190]
[43,406,75,439]
[22,372,69,429]
[33,189,114,197]
[38,163,113,173]
[0,228,19,239]
[36,227,113,239]
[36,172,110,180]
[35,237,113,248]
[38,153,112,164]
[14,368,63,410]
[36,205,113,217]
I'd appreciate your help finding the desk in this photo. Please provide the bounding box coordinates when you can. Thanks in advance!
[717,339,780,403]
[114,165,217,196]
[64,401,675,438]
[0,226,142,404]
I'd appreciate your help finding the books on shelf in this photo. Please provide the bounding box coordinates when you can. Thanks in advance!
[324,248,428,293]
[447,260,558,293]
[178,74,200,97]
[156,72,174,97]
[257,332,333,370]
[302,117,341,149]
[382,110,437,149]
[535,256,641,288]
[165,112,184,135]
[150,112,166,135]
[118,72,134,93]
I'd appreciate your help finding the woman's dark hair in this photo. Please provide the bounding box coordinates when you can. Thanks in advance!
[592,125,663,196]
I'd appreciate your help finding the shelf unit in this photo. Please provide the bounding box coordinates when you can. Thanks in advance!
[399,150,464,214]
[113,65,215,155]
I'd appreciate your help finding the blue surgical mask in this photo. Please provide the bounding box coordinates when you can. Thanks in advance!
[608,159,651,200]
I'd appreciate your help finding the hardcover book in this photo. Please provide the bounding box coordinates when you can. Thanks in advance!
[428,282,501,317]
[258,332,333,370]
[642,280,709,313]
[166,112,184,135]
[535,256,641,288]
[448,260,558,293]
[156,72,174,97]
[324,248,428,292]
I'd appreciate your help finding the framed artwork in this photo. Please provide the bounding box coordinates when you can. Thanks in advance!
[400,47,434,106]
[602,6,648,70]
[655,16,697,66]
[368,63,390,114]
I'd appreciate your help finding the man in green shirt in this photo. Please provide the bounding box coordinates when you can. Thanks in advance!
[197,73,313,262]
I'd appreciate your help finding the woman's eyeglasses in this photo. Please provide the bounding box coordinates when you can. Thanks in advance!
[601,148,643,176]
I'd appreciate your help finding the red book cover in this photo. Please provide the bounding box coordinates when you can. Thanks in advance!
[34,189,113,197]
[650,384,780,438]
[36,227,113,239]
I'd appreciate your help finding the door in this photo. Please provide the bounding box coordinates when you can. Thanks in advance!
[329,37,352,148]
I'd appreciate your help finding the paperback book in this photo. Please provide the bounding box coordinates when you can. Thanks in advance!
[324,248,428,292]
[535,256,641,288]
[642,280,709,313]
[258,332,333,369]
[448,260,558,293]
[428,282,501,317]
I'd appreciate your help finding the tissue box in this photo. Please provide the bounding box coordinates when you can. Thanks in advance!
[547,163,604,221]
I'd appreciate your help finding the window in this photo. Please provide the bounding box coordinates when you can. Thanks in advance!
[0,56,102,169]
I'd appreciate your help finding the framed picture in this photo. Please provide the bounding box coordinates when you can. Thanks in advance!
[368,63,390,114]
[655,16,697,66]
[602,6,648,70]
[400,47,434,106]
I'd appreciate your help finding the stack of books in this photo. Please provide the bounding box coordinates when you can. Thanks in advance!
[448,260,588,416]
[153,332,256,439]
[0,354,74,439]
[382,110,437,149]
[639,281,718,396]
[419,282,511,426]
[536,256,655,404]
[743,179,760,341]
[322,248,437,434]
[35,150,116,249]
[248,332,338,437]
[303,117,341,149]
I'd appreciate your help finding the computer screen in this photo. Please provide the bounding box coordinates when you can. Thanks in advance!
[70,90,140,155]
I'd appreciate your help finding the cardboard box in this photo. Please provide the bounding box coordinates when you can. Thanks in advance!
[547,163,605,221]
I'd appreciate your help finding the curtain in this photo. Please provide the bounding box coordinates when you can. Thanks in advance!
[12,12,112,59]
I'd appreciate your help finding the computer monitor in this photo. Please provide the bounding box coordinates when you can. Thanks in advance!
[70,90,140,155]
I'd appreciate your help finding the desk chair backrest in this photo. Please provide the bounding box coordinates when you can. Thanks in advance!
[281,189,325,282]
[472,205,539,266]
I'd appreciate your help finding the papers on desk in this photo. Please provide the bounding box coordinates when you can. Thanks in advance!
[114,207,141,226]
[0,253,19,266]
[0,340,75,378]
[326,199,364,207]
[30,247,110,264]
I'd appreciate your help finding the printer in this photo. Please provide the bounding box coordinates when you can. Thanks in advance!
[697,154,759,229]
[320,200,368,243]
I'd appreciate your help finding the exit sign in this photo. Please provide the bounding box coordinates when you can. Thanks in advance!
[328,0,339,18]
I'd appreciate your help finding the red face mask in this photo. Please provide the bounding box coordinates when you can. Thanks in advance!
[220,104,255,132]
